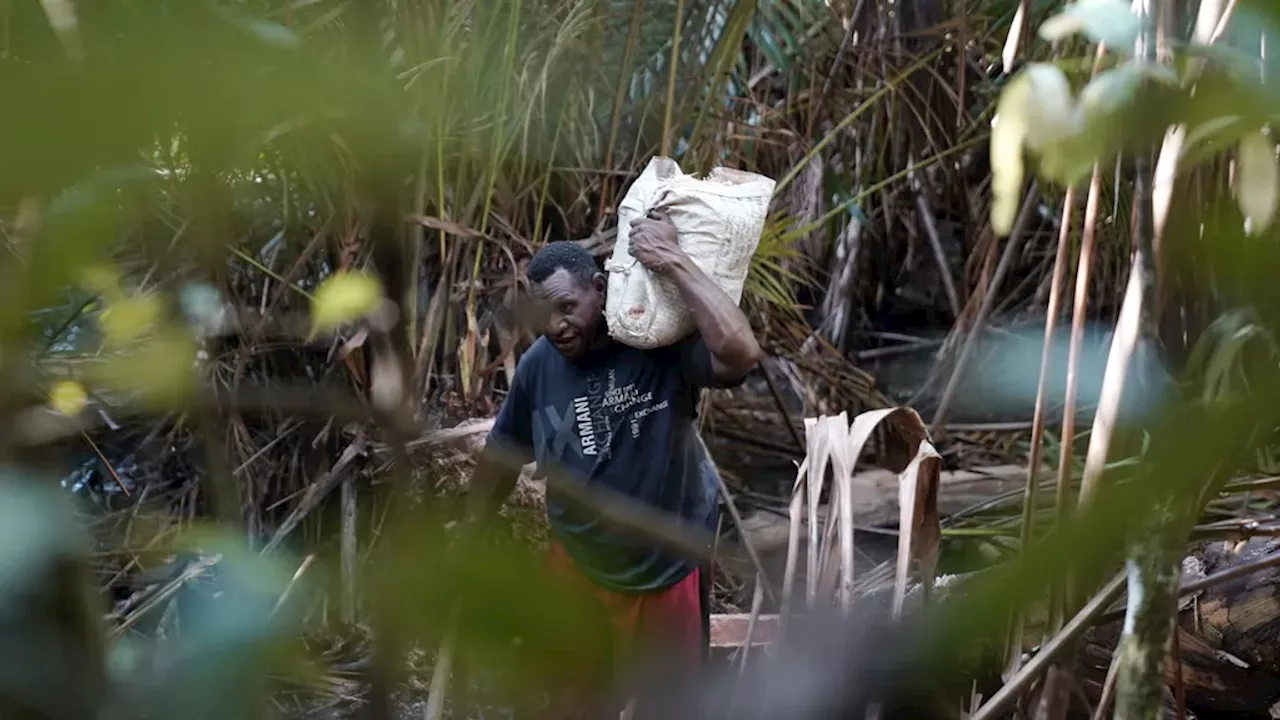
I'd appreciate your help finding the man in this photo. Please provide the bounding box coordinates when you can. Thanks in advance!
[466,210,761,719]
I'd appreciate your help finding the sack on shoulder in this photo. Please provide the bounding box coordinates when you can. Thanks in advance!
[604,157,775,349]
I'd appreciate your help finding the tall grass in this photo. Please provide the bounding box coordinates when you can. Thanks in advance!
[6,0,1280,718]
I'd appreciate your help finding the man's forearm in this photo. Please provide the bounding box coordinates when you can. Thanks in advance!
[466,448,522,521]
[665,255,761,377]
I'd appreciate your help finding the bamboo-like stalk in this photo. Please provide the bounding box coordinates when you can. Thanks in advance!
[460,0,526,399]
[660,0,686,158]
[810,0,868,132]
[929,183,1039,435]
[804,418,829,605]
[1171,625,1187,719]
[1008,34,1108,659]
[407,141,430,364]
[779,457,807,639]
[423,604,461,720]
[1090,649,1121,720]
[1001,0,1030,74]
[1080,26,1155,510]
[340,475,357,624]
[1005,185,1077,675]
[1108,0,1242,716]
[833,422,856,612]
[532,95,567,246]
[1050,162,1104,629]
[1078,246,1148,507]
[1032,666,1069,720]
[598,0,646,221]
[911,166,963,319]
[774,47,948,196]
[737,574,766,674]
[970,572,1128,720]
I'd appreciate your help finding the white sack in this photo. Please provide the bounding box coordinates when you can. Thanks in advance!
[604,157,775,349]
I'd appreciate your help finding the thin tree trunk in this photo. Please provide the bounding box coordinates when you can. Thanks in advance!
[341,475,358,625]
[1114,518,1183,720]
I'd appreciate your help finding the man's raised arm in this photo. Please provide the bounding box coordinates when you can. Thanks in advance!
[467,351,536,521]
[628,211,762,383]
[465,442,527,522]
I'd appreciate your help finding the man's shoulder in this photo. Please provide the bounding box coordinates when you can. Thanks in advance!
[515,336,555,372]
[635,332,702,363]
[506,338,556,399]
[622,337,687,366]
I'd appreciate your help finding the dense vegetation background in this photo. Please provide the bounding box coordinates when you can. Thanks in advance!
[4,0,1280,718]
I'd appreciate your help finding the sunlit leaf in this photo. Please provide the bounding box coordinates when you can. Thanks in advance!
[80,265,121,297]
[992,64,1078,235]
[1038,138,1099,187]
[38,0,84,61]
[1029,63,1142,184]
[49,380,88,416]
[210,3,301,48]
[1039,0,1141,49]
[99,294,163,346]
[1134,61,1179,85]
[311,271,383,333]
[1182,116,1247,162]
[1237,130,1278,235]
[1078,63,1142,120]
[1022,64,1080,151]
[991,81,1029,236]
[89,328,197,407]
[1181,39,1272,76]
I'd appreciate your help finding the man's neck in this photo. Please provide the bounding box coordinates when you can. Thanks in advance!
[568,333,615,366]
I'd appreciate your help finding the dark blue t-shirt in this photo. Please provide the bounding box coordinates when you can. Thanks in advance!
[486,333,730,592]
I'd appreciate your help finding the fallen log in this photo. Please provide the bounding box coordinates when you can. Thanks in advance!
[1083,538,1280,717]
[710,613,780,649]
[714,538,1280,718]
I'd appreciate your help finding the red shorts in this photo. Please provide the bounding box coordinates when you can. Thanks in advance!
[538,541,707,720]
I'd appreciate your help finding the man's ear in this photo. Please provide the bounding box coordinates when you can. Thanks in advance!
[592,272,606,294]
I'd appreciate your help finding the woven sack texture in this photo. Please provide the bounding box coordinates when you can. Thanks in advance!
[604,157,775,349]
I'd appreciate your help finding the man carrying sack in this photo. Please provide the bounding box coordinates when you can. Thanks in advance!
[465,210,762,719]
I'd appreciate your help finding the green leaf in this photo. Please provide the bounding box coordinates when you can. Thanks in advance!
[89,328,198,408]
[79,265,122,297]
[1134,61,1179,86]
[209,2,301,48]
[991,72,1031,236]
[1038,137,1099,187]
[992,64,1076,236]
[1078,63,1142,120]
[0,472,101,717]
[38,0,84,61]
[1238,131,1279,235]
[1022,64,1079,151]
[310,271,384,333]
[99,294,163,346]
[1180,116,1252,170]
[1039,0,1141,49]
[48,380,88,416]
[0,473,88,603]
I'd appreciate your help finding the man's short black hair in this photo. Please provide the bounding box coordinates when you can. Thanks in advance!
[526,240,600,284]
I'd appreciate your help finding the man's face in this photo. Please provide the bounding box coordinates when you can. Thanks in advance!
[529,267,605,360]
